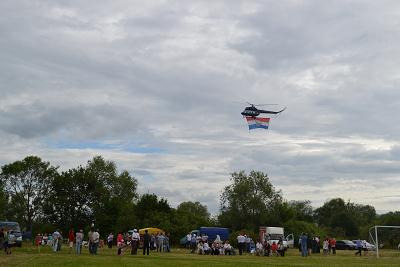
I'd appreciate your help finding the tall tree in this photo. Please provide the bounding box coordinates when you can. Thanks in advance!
[314,198,376,238]
[0,181,9,220]
[288,200,314,223]
[85,156,138,233]
[44,156,138,234]
[0,156,58,231]
[175,201,211,236]
[219,171,283,232]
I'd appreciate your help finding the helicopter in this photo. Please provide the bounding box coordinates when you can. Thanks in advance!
[241,103,286,117]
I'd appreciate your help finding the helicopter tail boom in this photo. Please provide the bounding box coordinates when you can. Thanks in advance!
[259,107,286,114]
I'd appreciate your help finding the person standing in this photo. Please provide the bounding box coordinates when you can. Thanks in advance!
[92,229,100,255]
[131,229,140,255]
[143,229,150,255]
[157,233,165,252]
[165,233,170,252]
[75,229,84,254]
[355,239,362,256]
[323,238,329,255]
[56,231,63,252]
[68,229,75,253]
[117,233,124,256]
[245,235,251,253]
[186,232,191,249]
[190,234,197,253]
[330,238,336,255]
[107,233,114,249]
[300,233,308,257]
[237,233,245,255]
[88,229,94,254]
[307,234,312,256]
[316,236,321,254]
[52,230,60,252]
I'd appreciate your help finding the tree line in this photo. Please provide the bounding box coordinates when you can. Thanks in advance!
[1,156,399,246]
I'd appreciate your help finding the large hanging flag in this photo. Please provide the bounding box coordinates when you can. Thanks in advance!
[246,116,270,130]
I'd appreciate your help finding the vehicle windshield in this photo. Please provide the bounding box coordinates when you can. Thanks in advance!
[0,223,21,232]
[268,234,284,240]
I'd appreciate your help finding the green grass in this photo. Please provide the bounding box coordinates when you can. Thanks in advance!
[1,244,399,267]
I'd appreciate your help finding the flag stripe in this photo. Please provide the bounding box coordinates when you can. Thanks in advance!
[245,116,270,130]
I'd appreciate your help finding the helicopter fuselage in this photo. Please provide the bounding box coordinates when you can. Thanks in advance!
[241,106,286,117]
[241,108,260,117]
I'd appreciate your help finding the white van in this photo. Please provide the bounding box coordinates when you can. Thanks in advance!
[259,226,294,249]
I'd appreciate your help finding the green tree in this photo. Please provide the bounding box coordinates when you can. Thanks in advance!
[288,200,314,223]
[314,198,376,239]
[0,181,9,220]
[44,156,138,235]
[218,171,283,232]
[135,193,171,228]
[0,156,58,231]
[174,201,211,239]
[85,156,138,234]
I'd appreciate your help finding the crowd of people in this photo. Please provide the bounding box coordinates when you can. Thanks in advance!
[187,233,234,255]
[33,227,171,256]
[15,228,377,259]
[298,233,339,257]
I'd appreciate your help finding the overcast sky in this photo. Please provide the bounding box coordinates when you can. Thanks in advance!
[1,0,400,214]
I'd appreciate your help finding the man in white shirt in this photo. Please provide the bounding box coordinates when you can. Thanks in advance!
[237,233,245,255]
[92,230,100,255]
[186,233,191,249]
[131,229,140,255]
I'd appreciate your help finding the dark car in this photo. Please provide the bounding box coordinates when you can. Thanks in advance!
[336,240,356,250]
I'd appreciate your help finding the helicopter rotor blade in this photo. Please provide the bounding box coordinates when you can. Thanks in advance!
[245,102,278,106]
[254,103,279,106]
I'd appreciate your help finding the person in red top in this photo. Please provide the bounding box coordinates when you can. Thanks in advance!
[35,234,42,246]
[117,233,124,255]
[271,241,278,256]
[68,229,75,253]
[330,238,336,255]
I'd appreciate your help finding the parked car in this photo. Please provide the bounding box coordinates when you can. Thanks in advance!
[335,240,356,250]
[351,240,376,250]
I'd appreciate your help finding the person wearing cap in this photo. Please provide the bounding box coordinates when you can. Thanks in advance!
[131,229,140,255]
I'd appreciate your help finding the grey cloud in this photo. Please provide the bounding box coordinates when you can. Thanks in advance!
[1,0,400,214]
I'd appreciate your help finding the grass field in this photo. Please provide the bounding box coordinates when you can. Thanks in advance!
[1,244,399,267]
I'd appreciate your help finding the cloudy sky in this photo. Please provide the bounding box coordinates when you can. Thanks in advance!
[1,0,400,214]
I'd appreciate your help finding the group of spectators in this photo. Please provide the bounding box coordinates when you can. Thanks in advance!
[188,233,234,255]
[114,230,170,255]
[298,233,338,257]
[34,227,171,257]
[254,238,285,257]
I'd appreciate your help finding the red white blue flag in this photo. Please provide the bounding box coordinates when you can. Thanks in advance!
[245,116,270,130]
